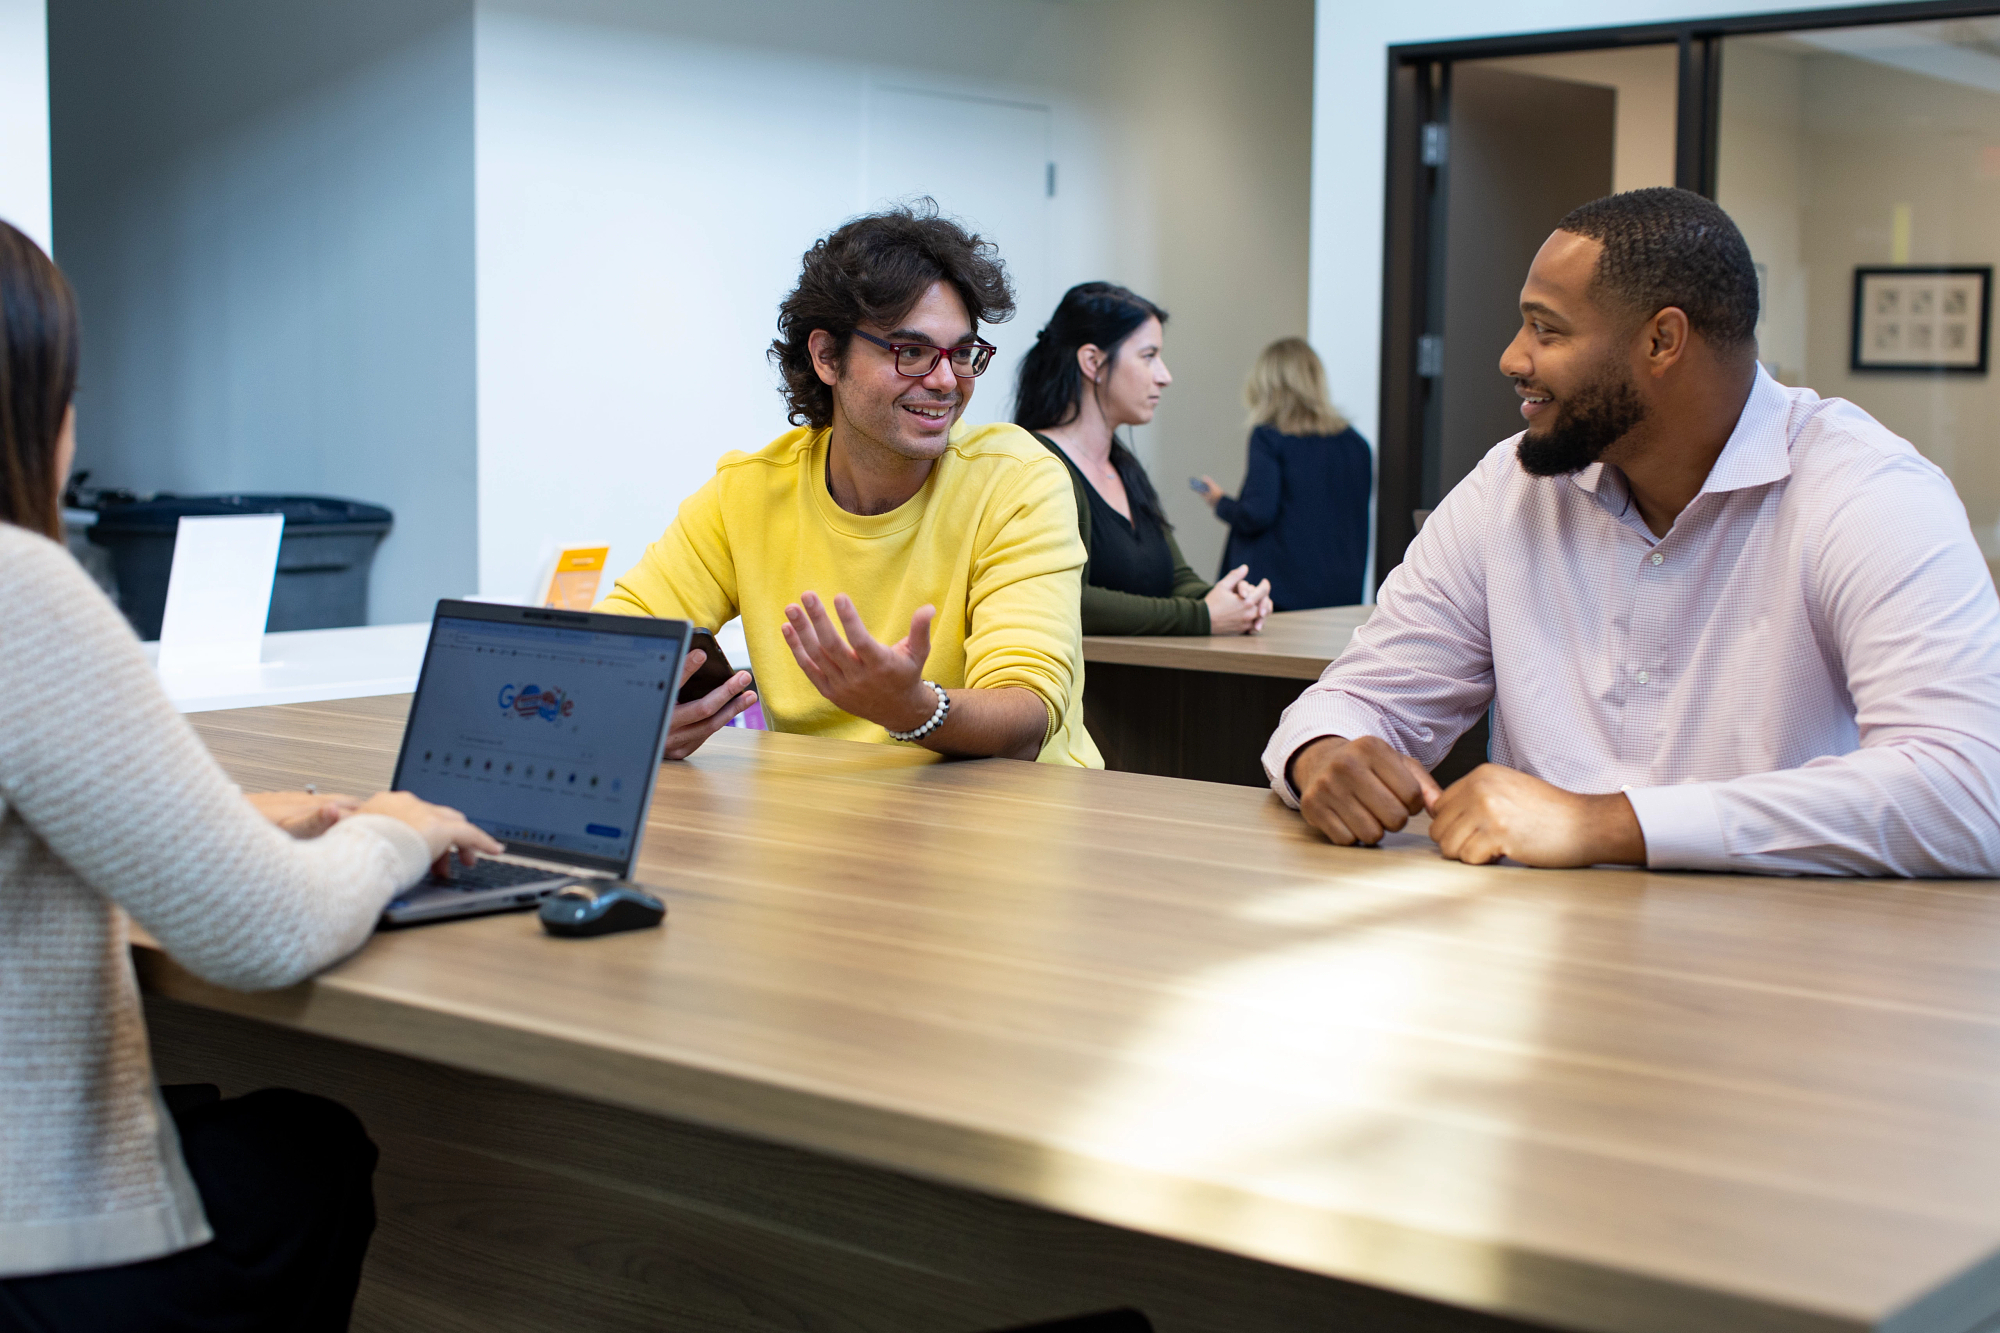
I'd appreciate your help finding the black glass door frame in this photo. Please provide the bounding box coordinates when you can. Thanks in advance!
[1375,0,2000,588]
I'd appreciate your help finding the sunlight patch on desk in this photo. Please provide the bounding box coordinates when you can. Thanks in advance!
[1040,872,1562,1308]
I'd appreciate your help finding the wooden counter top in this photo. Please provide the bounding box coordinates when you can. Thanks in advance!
[142,694,2000,1333]
[1080,604,1371,678]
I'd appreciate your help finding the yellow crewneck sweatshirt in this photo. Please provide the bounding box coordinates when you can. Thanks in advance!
[597,421,1102,767]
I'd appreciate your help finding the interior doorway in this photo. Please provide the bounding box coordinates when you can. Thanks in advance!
[1384,40,1683,570]
[1430,66,1617,505]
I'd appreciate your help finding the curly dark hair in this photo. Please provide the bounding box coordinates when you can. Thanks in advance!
[769,200,1015,429]
[1557,187,1759,351]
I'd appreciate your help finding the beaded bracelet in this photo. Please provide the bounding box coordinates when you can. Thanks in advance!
[887,680,951,742]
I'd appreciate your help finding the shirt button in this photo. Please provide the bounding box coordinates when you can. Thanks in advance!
[1650,552,1664,566]
[1637,670,1651,685]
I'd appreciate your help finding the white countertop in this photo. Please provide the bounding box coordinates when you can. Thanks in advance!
[146,622,429,713]
[147,616,748,714]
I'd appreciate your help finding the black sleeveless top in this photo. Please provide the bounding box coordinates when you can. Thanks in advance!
[1052,446,1175,597]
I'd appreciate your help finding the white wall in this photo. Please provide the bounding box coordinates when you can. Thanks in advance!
[472,1,1110,602]
[1308,1,1829,467]
[49,0,477,624]
[475,0,1313,601]
[0,0,51,249]
[1099,0,1316,577]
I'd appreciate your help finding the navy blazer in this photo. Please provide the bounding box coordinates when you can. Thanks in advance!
[1215,424,1372,611]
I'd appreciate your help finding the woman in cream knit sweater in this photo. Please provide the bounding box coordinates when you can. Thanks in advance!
[0,226,499,1328]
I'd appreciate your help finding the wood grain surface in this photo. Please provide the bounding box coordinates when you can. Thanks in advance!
[141,695,2000,1333]
[1080,605,1373,678]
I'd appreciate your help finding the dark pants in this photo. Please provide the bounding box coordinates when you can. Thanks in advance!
[0,1086,378,1333]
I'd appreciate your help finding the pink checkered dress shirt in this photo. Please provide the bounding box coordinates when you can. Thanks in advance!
[1264,368,2000,876]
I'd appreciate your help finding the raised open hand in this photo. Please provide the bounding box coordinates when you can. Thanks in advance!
[781,592,938,734]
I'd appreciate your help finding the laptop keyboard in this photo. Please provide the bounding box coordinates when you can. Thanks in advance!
[422,859,569,892]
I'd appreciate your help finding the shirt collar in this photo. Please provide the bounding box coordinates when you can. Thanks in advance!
[1698,365,1792,495]
[1565,364,1790,498]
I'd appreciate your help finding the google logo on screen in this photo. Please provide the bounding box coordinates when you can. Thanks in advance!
[497,683,575,723]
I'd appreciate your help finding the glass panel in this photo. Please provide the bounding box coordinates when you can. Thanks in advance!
[1717,21,2000,584]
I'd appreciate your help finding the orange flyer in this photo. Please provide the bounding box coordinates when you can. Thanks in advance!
[541,546,609,611]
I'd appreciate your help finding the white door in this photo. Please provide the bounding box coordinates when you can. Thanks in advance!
[865,85,1052,427]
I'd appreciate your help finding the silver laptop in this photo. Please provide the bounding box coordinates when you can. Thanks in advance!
[378,599,691,927]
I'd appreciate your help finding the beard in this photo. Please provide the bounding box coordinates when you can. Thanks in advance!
[1515,365,1648,478]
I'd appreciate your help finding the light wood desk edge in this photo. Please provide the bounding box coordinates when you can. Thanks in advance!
[136,942,1905,1333]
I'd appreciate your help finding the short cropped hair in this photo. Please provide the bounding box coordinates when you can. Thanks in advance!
[770,200,1014,429]
[1556,188,1759,351]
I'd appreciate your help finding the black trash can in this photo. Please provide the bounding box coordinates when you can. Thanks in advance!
[86,495,394,640]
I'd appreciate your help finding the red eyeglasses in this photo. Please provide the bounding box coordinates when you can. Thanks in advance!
[852,329,998,378]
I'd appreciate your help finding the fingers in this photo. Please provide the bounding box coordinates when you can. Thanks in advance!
[304,802,348,837]
[1405,754,1443,812]
[1427,774,1504,865]
[677,648,705,687]
[832,593,886,659]
[680,671,752,722]
[802,592,854,664]
[786,592,866,692]
[904,604,935,668]
[1355,742,1428,816]
[1324,769,1412,844]
[780,609,832,692]
[1430,805,1501,865]
[782,598,827,659]
[434,808,503,866]
[1300,738,1432,846]
[1310,788,1388,845]
[665,673,757,760]
[1300,801,1360,846]
[1215,565,1250,592]
[458,819,502,854]
[663,688,758,760]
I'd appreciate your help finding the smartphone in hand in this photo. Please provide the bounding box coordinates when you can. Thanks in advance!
[1187,476,1206,493]
[678,627,750,704]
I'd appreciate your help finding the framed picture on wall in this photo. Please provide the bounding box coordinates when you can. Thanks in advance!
[1851,266,1991,374]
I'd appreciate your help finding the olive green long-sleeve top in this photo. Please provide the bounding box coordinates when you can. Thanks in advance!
[1034,433,1212,636]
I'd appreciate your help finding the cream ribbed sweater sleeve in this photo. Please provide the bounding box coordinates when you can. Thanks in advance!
[0,528,432,990]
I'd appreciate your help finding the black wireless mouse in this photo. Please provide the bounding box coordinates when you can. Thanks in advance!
[538,881,666,937]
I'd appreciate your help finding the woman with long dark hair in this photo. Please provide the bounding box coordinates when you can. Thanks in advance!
[1015,282,1270,636]
[0,219,498,1330]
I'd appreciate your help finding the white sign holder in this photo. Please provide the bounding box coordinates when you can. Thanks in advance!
[155,513,285,675]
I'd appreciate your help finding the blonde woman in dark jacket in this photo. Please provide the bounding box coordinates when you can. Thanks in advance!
[1198,338,1372,610]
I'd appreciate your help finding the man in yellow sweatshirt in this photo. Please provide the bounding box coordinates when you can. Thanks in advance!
[597,205,1101,767]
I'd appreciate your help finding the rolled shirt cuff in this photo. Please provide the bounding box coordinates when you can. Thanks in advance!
[1623,782,1730,871]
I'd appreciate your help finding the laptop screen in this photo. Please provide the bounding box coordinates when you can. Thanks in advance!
[392,609,686,872]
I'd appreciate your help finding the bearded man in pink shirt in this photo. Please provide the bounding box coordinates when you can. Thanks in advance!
[1269,187,2000,876]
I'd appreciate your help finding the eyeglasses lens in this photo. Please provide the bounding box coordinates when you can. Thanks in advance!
[895,344,994,377]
